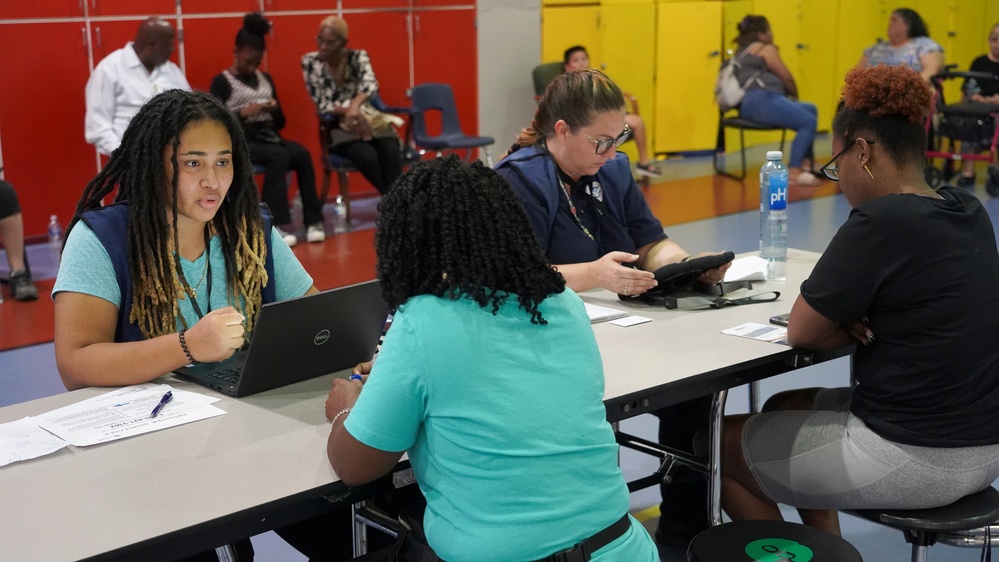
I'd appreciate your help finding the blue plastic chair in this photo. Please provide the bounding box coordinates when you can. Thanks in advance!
[409,83,494,166]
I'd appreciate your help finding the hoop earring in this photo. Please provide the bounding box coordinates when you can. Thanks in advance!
[863,164,875,180]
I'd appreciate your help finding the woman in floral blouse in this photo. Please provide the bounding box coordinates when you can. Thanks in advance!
[301,15,403,194]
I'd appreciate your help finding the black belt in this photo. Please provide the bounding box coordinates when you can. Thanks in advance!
[530,514,632,562]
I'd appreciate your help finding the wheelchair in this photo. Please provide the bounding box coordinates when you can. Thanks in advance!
[923,68,999,195]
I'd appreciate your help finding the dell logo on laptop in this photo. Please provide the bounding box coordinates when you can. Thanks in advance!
[314,329,331,345]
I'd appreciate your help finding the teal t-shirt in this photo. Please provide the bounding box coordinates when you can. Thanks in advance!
[345,290,657,562]
[53,222,314,330]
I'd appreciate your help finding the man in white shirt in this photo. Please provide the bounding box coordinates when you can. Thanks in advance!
[84,17,192,156]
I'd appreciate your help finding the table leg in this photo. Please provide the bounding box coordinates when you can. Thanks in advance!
[708,389,729,526]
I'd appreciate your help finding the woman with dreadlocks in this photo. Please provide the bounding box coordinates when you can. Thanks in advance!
[53,89,316,391]
[323,156,658,562]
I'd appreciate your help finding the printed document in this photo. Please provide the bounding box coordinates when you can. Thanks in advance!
[32,383,225,447]
[722,322,788,345]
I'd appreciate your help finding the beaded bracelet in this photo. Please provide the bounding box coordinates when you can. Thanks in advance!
[178,329,198,365]
[330,408,352,426]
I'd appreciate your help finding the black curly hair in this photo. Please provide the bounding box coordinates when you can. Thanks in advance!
[70,89,268,338]
[236,12,270,51]
[375,155,565,324]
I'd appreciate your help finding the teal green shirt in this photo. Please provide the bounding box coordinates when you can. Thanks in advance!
[53,222,313,330]
[345,290,657,562]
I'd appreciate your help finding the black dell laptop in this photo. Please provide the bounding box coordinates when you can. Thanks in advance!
[174,280,388,397]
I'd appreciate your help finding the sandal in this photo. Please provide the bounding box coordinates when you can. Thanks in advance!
[790,171,822,187]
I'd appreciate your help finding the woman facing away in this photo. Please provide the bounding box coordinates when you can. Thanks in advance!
[210,12,326,246]
[720,65,999,535]
[857,7,944,83]
[730,15,822,186]
[53,89,317,392]
[324,155,659,562]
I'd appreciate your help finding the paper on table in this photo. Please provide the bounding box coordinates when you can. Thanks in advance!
[722,322,788,345]
[584,302,629,323]
[0,417,69,467]
[31,383,226,447]
[724,256,769,283]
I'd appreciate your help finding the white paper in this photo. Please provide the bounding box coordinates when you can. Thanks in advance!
[724,256,769,283]
[31,384,226,447]
[610,315,652,327]
[584,302,629,323]
[722,322,789,345]
[0,417,69,467]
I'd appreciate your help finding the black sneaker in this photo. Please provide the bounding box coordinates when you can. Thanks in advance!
[9,269,39,301]
[635,162,663,178]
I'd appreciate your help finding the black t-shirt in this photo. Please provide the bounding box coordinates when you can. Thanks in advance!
[801,186,999,447]
[968,55,999,97]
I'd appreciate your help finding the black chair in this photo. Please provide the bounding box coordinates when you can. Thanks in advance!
[531,61,563,100]
[409,83,494,166]
[847,486,999,562]
[687,520,862,561]
[713,113,787,181]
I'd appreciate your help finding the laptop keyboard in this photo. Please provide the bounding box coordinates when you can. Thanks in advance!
[210,366,244,385]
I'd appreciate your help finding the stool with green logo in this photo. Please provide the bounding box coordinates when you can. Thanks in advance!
[686,520,862,561]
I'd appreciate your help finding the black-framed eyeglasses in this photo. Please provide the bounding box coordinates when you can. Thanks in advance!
[819,138,876,181]
[580,124,632,155]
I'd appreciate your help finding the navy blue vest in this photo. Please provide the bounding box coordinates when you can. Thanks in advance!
[80,202,277,342]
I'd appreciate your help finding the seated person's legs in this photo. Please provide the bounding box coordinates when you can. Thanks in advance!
[249,142,297,244]
[334,140,394,195]
[283,139,326,241]
[740,92,821,186]
[0,179,39,301]
[625,114,660,177]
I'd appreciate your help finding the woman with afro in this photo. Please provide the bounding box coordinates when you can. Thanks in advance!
[53,89,316,391]
[323,155,658,561]
[719,65,999,535]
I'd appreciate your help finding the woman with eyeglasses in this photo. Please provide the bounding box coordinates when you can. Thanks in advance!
[495,68,729,554]
[301,15,402,194]
[719,65,999,535]
[496,69,729,297]
[730,15,821,187]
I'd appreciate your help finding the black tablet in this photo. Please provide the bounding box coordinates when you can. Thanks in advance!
[648,251,735,295]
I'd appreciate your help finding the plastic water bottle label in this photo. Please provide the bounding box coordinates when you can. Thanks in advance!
[769,178,787,211]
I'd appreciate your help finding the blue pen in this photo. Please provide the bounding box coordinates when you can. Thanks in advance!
[149,391,173,418]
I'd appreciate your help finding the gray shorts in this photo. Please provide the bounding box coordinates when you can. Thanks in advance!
[743,387,999,510]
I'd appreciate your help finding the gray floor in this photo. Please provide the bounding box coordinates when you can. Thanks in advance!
[4,144,998,560]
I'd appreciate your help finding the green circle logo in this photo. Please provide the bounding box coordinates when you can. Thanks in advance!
[745,538,814,561]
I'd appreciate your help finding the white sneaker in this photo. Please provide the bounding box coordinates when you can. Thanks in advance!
[306,223,326,243]
[277,227,298,246]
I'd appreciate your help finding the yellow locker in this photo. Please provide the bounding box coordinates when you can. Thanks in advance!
[722,0,753,56]
[600,1,656,163]
[654,1,724,153]
[833,0,889,110]
[797,0,840,133]
[542,6,602,65]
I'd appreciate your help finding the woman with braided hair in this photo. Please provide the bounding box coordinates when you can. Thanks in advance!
[720,65,999,535]
[53,89,316,391]
[323,155,658,562]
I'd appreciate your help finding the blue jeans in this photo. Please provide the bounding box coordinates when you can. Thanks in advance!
[740,89,817,169]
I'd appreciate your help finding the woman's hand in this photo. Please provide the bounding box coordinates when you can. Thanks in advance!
[590,251,657,295]
[184,306,245,363]
[326,377,363,422]
[844,319,875,346]
[691,252,733,285]
[240,101,273,118]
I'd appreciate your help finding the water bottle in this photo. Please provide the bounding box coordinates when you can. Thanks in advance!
[47,214,63,257]
[332,195,349,234]
[760,151,788,281]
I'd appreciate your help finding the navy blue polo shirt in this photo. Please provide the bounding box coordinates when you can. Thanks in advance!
[495,146,667,265]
